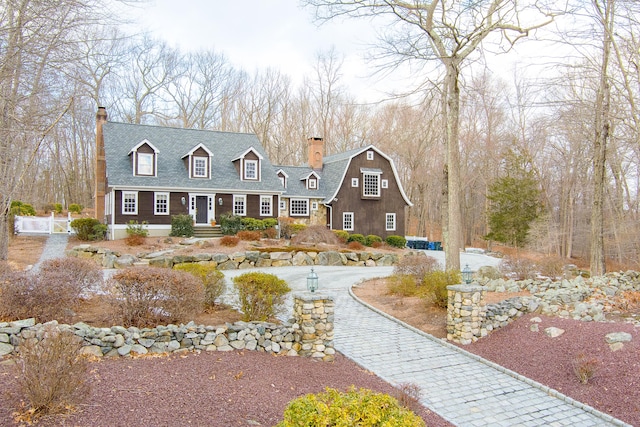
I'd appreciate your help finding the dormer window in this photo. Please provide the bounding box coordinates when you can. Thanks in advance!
[233,147,263,182]
[308,178,317,189]
[193,157,208,177]
[244,159,258,180]
[276,169,288,188]
[303,171,320,190]
[130,140,158,177]
[182,143,213,179]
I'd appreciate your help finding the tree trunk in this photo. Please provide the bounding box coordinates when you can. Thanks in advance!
[590,0,614,277]
[444,61,462,272]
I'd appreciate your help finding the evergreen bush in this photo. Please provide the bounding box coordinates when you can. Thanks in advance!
[422,270,461,308]
[174,263,225,309]
[365,234,383,246]
[68,203,83,214]
[276,387,425,427]
[386,235,407,248]
[169,214,194,237]
[220,213,244,235]
[347,233,366,244]
[70,218,103,241]
[233,272,290,321]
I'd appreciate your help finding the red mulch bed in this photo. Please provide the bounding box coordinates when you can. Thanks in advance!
[0,351,452,426]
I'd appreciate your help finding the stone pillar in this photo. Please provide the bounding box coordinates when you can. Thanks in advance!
[446,284,488,345]
[293,293,335,361]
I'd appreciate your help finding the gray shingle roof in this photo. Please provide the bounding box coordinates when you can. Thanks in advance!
[274,165,328,198]
[103,122,283,193]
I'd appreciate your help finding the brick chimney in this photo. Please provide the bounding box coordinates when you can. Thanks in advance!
[95,107,107,222]
[308,137,324,170]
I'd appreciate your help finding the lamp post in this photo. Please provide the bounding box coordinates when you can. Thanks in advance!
[307,268,318,292]
[462,264,473,284]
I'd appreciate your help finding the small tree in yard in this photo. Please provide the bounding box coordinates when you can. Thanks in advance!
[485,151,541,249]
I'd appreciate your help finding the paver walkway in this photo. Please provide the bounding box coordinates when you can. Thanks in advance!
[223,265,631,427]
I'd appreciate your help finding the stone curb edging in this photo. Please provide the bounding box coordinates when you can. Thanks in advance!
[346,284,632,427]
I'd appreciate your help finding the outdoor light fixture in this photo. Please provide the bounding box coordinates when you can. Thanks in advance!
[307,267,318,293]
[462,264,473,285]
[218,198,223,205]
[181,197,186,205]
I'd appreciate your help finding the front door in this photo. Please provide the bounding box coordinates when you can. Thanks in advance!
[196,196,208,224]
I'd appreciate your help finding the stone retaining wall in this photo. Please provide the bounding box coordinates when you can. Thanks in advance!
[67,245,405,270]
[0,294,335,361]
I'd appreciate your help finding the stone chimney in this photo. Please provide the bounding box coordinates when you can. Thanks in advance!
[308,137,324,170]
[95,107,107,222]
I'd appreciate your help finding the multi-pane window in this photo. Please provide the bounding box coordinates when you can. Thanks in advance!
[382,179,388,189]
[343,212,354,231]
[351,178,359,187]
[279,176,286,188]
[260,196,272,216]
[193,157,207,177]
[233,195,246,216]
[154,192,169,215]
[386,213,396,231]
[363,173,380,197]
[244,160,258,180]
[137,153,154,176]
[367,151,374,160]
[308,178,317,189]
[290,199,309,216]
[311,201,318,210]
[122,191,138,215]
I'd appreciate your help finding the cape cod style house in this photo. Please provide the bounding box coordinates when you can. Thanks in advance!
[95,108,412,240]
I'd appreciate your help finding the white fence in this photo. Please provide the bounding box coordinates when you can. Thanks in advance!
[14,213,74,234]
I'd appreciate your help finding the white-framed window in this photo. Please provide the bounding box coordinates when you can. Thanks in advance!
[233,195,246,216]
[308,178,317,189]
[386,213,396,231]
[363,173,381,197]
[122,191,138,215]
[154,192,169,215]
[290,199,309,216]
[137,152,154,176]
[351,178,359,187]
[382,179,389,189]
[260,196,272,216]
[367,151,374,160]
[244,159,258,180]
[279,200,286,210]
[311,201,318,210]
[343,212,354,231]
[279,176,286,188]
[193,157,207,177]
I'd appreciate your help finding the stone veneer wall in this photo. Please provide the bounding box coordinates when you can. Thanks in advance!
[67,245,404,270]
[293,294,335,362]
[446,284,488,344]
[0,293,335,360]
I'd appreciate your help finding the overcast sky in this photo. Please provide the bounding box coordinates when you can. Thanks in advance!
[130,0,391,100]
[128,1,578,104]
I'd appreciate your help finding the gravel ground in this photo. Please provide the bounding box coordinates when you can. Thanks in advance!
[463,313,640,426]
[0,351,453,426]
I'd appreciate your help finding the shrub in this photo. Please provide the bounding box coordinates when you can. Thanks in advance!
[70,218,103,241]
[125,220,148,246]
[500,256,537,280]
[387,274,422,297]
[276,387,425,427]
[292,225,340,246]
[394,254,440,280]
[233,272,290,321]
[220,213,244,235]
[108,267,204,327]
[347,233,366,244]
[262,227,277,239]
[174,263,226,309]
[42,203,56,214]
[169,214,194,237]
[0,257,101,323]
[278,216,295,239]
[386,235,407,248]
[347,241,364,251]
[422,270,461,308]
[263,218,278,228]
[237,230,261,241]
[290,223,307,235]
[220,235,240,247]
[15,325,89,420]
[333,230,349,243]
[393,383,423,414]
[537,255,565,279]
[365,234,383,247]
[10,200,36,216]
[68,203,83,214]
[54,203,63,214]
[573,353,599,384]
